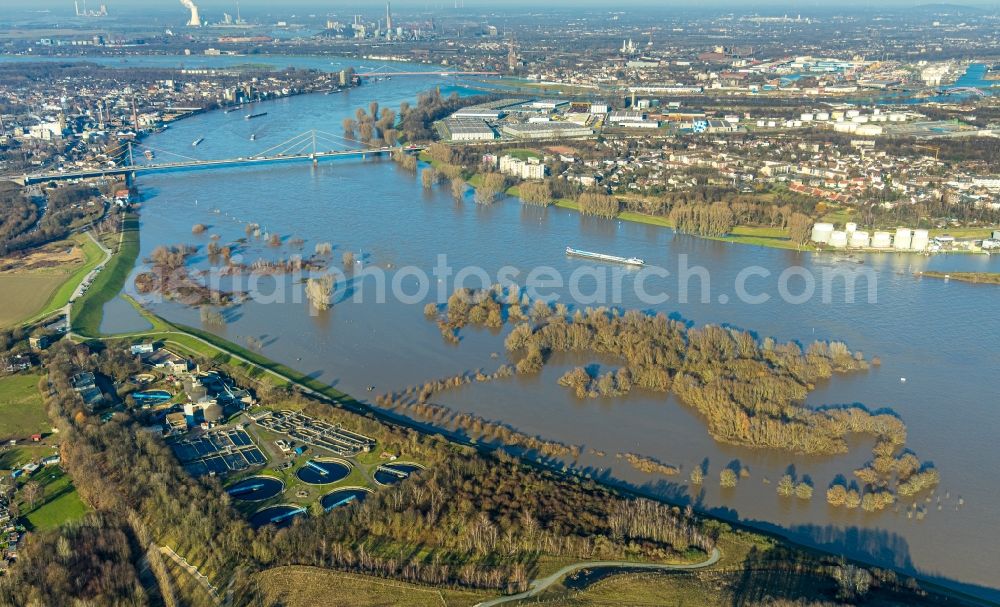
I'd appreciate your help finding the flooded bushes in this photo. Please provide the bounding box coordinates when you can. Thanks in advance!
[427,284,939,506]
[576,192,619,218]
[518,181,553,206]
[669,202,736,237]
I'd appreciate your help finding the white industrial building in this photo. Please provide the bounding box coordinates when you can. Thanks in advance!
[453,108,505,119]
[501,122,593,139]
[607,110,646,123]
[446,118,497,142]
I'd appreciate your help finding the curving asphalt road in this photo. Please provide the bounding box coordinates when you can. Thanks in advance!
[474,547,722,607]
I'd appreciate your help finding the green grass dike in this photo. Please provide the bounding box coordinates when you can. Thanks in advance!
[71,214,140,337]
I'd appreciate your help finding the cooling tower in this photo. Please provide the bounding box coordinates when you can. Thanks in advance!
[180,0,201,26]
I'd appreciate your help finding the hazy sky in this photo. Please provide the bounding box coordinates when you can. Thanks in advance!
[22,0,1000,9]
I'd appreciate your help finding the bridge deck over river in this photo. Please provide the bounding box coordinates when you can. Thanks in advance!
[20,143,423,185]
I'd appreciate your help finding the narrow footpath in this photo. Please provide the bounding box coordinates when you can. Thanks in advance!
[474,547,722,607]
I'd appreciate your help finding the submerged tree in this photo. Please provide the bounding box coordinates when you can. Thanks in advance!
[306,274,336,311]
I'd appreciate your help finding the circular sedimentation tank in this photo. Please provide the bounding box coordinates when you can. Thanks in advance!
[374,463,424,486]
[226,476,284,502]
[295,459,351,485]
[321,487,372,511]
[248,504,305,529]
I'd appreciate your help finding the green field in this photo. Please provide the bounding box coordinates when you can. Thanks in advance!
[0,444,56,474]
[0,374,49,441]
[21,467,88,531]
[72,215,139,337]
[0,233,103,328]
[254,566,490,607]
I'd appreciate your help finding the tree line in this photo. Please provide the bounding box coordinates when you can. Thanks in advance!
[1,337,719,604]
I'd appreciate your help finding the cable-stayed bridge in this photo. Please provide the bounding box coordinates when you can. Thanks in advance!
[19,129,423,185]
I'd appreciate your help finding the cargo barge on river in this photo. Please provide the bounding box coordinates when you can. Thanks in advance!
[565,247,645,266]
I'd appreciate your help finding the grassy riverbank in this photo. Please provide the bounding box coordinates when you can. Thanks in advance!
[71,214,139,337]
[917,271,1000,285]
[553,199,810,250]
[417,150,811,251]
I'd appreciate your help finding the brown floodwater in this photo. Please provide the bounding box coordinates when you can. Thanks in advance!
[117,76,1000,601]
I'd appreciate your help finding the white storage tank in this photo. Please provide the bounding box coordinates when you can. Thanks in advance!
[811,222,834,244]
[801,113,814,121]
[845,222,858,234]
[894,228,912,250]
[911,229,930,251]
[850,230,870,248]
[871,231,893,249]
[829,230,849,248]
[816,112,830,121]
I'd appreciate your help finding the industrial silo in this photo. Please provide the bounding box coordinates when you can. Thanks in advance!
[845,222,858,235]
[871,231,893,249]
[894,228,912,250]
[811,222,834,244]
[850,230,870,248]
[829,230,849,248]
[911,229,930,251]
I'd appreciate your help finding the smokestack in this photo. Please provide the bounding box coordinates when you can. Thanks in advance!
[179,0,201,27]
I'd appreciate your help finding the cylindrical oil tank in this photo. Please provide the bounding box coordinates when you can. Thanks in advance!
[845,222,858,234]
[829,230,848,248]
[872,231,893,249]
[849,230,870,248]
[894,228,912,250]
[811,222,834,244]
[911,229,930,251]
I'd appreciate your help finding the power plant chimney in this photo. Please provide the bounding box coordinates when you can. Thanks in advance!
[180,0,201,27]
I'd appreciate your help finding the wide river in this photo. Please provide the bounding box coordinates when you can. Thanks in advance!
[71,56,1000,601]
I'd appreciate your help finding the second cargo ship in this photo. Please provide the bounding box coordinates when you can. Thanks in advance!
[565,247,645,266]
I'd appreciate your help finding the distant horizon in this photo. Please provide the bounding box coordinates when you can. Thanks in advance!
[16,0,1000,12]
